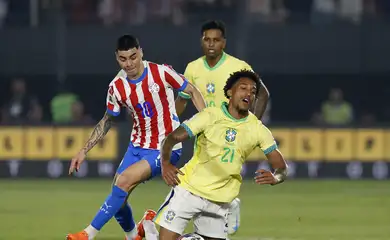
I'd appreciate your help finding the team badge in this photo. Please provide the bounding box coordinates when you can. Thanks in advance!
[206,83,215,94]
[165,210,176,222]
[149,83,160,93]
[225,129,237,143]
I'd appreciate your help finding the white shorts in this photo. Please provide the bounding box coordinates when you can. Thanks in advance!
[154,186,229,239]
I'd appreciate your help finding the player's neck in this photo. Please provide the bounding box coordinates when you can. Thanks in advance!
[205,53,223,68]
[228,103,248,120]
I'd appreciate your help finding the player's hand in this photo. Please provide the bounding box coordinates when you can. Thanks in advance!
[254,169,277,185]
[161,161,184,187]
[69,150,86,175]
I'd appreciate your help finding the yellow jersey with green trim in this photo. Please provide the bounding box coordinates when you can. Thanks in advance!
[179,52,252,108]
[179,102,277,203]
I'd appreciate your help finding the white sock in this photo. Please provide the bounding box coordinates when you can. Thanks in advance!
[143,220,159,240]
[125,227,138,240]
[84,225,99,240]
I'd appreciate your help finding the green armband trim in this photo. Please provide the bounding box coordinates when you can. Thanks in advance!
[179,91,191,99]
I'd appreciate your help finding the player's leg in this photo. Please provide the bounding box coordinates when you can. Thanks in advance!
[111,172,139,240]
[133,148,182,239]
[193,200,230,240]
[227,198,241,235]
[154,186,202,240]
[66,146,153,240]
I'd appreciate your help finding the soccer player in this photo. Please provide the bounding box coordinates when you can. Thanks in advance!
[175,20,269,119]
[174,20,270,235]
[156,70,287,240]
[66,35,206,240]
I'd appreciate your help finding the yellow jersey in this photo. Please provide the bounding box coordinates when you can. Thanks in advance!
[179,102,277,203]
[179,52,252,108]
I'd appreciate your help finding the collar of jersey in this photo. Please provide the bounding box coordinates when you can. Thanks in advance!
[221,102,248,122]
[126,64,148,84]
[203,52,227,71]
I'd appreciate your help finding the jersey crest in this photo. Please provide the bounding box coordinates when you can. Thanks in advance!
[225,128,237,143]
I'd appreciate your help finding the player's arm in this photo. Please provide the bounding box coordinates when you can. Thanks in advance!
[242,62,270,119]
[254,124,288,185]
[81,112,114,154]
[252,80,270,120]
[161,109,213,186]
[174,63,197,116]
[175,95,188,116]
[69,85,120,174]
[180,82,206,112]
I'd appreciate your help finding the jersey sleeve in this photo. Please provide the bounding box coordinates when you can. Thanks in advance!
[106,84,121,117]
[162,64,189,91]
[178,64,192,99]
[180,108,215,138]
[257,122,278,155]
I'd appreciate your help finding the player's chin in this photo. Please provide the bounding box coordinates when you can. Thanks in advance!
[238,104,250,112]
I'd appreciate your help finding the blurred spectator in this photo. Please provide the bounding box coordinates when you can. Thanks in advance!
[311,0,336,24]
[321,88,354,126]
[28,102,43,123]
[0,0,8,27]
[338,0,363,24]
[1,78,39,124]
[98,0,123,26]
[70,100,94,124]
[247,0,288,23]
[66,0,95,24]
[50,85,79,123]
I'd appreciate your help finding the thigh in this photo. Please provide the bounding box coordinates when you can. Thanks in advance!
[154,186,203,235]
[194,202,229,239]
[116,144,141,175]
[143,148,182,179]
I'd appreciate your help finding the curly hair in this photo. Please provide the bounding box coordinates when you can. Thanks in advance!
[223,70,261,99]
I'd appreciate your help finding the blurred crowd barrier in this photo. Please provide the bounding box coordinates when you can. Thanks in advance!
[0,124,389,180]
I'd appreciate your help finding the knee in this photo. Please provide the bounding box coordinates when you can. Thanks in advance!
[115,174,138,193]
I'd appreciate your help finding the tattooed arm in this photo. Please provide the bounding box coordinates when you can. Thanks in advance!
[68,111,115,174]
[81,112,114,154]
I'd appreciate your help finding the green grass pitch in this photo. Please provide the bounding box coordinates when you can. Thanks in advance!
[0,179,389,240]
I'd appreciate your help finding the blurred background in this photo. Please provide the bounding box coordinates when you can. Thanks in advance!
[1,1,390,239]
[0,0,390,179]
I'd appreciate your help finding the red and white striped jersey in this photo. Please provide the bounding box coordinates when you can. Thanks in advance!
[106,61,188,150]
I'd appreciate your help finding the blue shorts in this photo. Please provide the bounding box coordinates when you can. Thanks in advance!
[116,142,182,179]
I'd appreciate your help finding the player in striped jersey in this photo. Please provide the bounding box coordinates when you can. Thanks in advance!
[66,35,206,240]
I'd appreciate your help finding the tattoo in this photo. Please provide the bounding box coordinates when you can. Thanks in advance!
[82,112,113,154]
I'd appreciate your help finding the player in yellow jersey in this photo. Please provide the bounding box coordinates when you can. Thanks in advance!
[175,20,269,119]
[155,70,288,240]
[174,20,270,236]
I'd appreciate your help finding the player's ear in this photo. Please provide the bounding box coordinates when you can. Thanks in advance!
[139,48,144,58]
[227,89,232,98]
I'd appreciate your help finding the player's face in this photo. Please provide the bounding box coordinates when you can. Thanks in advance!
[230,77,257,113]
[201,29,226,59]
[116,48,143,78]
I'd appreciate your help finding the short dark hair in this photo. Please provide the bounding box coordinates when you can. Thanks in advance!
[223,70,261,99]
[201,20,226,38]
[116,35,140,51]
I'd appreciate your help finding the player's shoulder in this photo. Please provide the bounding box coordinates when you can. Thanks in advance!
[186,56,204,69]
[225,53,251,69]
[109,70,127,87]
